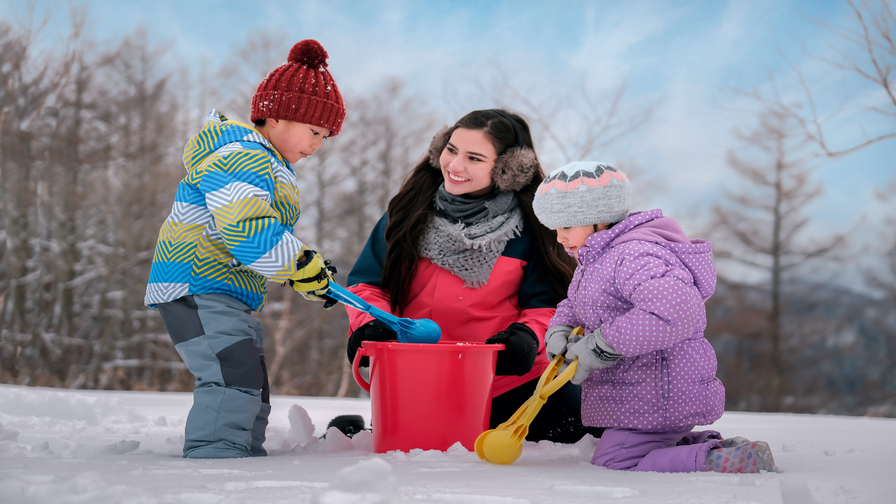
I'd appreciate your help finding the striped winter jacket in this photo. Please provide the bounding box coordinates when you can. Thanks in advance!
[145,110,306,311]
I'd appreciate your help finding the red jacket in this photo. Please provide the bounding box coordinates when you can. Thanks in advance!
[346,213,558,397]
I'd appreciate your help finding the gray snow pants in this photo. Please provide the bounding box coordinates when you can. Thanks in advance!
[158,293,270,459]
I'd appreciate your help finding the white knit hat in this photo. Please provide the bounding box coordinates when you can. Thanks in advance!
[533,161,631,229]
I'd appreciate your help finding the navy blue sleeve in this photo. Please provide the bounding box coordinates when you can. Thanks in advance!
[503,223,561,310]
[347,213,389,288]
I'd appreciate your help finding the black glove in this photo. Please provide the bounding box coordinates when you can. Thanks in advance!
[319,258,338,309]
[485,322,539,376]
[347,319,397,366]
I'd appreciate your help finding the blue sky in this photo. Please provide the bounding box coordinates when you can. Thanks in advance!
[3,0,893,283]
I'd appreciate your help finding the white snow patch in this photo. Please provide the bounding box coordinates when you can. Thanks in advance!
[0,385,892,504]
[419,494,531,504]
[287,403,315,445]
[554,485,640,498]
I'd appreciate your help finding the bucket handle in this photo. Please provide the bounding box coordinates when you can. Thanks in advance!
[352,347,371,393]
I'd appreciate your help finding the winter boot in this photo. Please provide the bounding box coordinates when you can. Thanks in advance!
[706,440,776,473]
[718,436,751,448]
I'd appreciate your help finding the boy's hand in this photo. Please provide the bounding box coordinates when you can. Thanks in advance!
[289,249,338,308]
[564,329,621,384]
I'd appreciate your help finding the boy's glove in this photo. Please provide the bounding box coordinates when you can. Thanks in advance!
[564,328,621,384]
[289,249,338,309]
[347,320,397,367]
[485,322,539,376]
[545,325,576,361]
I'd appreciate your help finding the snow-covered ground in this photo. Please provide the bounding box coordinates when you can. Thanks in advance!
[0,384,893,504]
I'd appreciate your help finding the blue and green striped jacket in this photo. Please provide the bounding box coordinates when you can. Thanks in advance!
[145,110,306,311]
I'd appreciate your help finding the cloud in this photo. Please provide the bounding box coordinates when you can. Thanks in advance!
[7,0,892,274]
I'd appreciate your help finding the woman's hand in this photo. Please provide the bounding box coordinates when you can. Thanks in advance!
[347,320,397,366]
[485,322,539,376]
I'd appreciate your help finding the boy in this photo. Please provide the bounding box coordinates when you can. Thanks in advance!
[145,40,345,458]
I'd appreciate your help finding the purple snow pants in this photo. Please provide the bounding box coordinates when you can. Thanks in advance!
[591,428,723,473]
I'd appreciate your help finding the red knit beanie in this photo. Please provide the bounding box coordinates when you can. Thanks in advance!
[251,39,346,137]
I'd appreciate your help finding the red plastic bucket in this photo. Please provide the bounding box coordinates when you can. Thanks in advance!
[353,340,502,453]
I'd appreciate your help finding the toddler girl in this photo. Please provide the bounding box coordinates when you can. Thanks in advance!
[532,161,775,473]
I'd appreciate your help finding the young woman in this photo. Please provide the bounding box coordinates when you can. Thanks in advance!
[344,109,601,443]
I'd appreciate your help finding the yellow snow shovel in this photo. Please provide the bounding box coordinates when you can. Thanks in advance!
[475,327,584,465]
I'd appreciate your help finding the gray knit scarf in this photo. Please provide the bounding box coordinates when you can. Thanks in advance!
[419,186,523,287]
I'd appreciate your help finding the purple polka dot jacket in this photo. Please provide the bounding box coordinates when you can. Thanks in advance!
[550,209,725,432]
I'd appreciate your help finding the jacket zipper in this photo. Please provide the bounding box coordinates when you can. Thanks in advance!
[660,352,670,409]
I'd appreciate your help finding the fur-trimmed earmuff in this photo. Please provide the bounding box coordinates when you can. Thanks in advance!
[428,125,452,170]
[427,124,540,193]
[491,146,539,192]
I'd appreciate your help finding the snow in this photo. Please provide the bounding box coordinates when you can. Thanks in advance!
[0,384,894,504]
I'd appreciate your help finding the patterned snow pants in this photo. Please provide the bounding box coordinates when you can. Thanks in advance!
[158,293,270,458]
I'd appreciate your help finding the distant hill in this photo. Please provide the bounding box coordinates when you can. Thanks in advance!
[706,280,896,417]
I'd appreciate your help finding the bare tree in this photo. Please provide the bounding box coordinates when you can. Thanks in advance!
[476,71,655,167]
[864,178,896,394]
[206,31,288,122]
[751,0,896,413]
[784,0,896,158]
[326,79,440,264]
[705,281,774,412]
[0,17,76,378]
[710,107,845,411]
[0,9,193,390]
[82,30,185,390]
[870,178,896,302]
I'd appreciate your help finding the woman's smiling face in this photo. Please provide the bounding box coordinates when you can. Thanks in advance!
[439,127,497,197]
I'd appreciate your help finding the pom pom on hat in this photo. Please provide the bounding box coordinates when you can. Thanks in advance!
[251,39,346,136]
[533,161,631,229]
[288,39,328,69]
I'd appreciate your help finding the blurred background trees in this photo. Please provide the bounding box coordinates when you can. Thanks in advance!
[706,0,896,415]
[708,106,846,412]
[1,1,894,417]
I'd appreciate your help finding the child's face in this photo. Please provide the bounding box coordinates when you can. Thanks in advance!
[265,119,331,164]
[439,127,498,198]
[555,223,611,259]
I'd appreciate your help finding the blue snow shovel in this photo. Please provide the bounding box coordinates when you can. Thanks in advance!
[326,282,442,344]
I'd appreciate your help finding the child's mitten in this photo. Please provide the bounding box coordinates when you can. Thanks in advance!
[545,325,575,361]
[485,323,539,376]
[289,249,337,308]
[564,329,621,384]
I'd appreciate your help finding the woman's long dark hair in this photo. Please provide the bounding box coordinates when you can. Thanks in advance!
[381,109,576,314]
